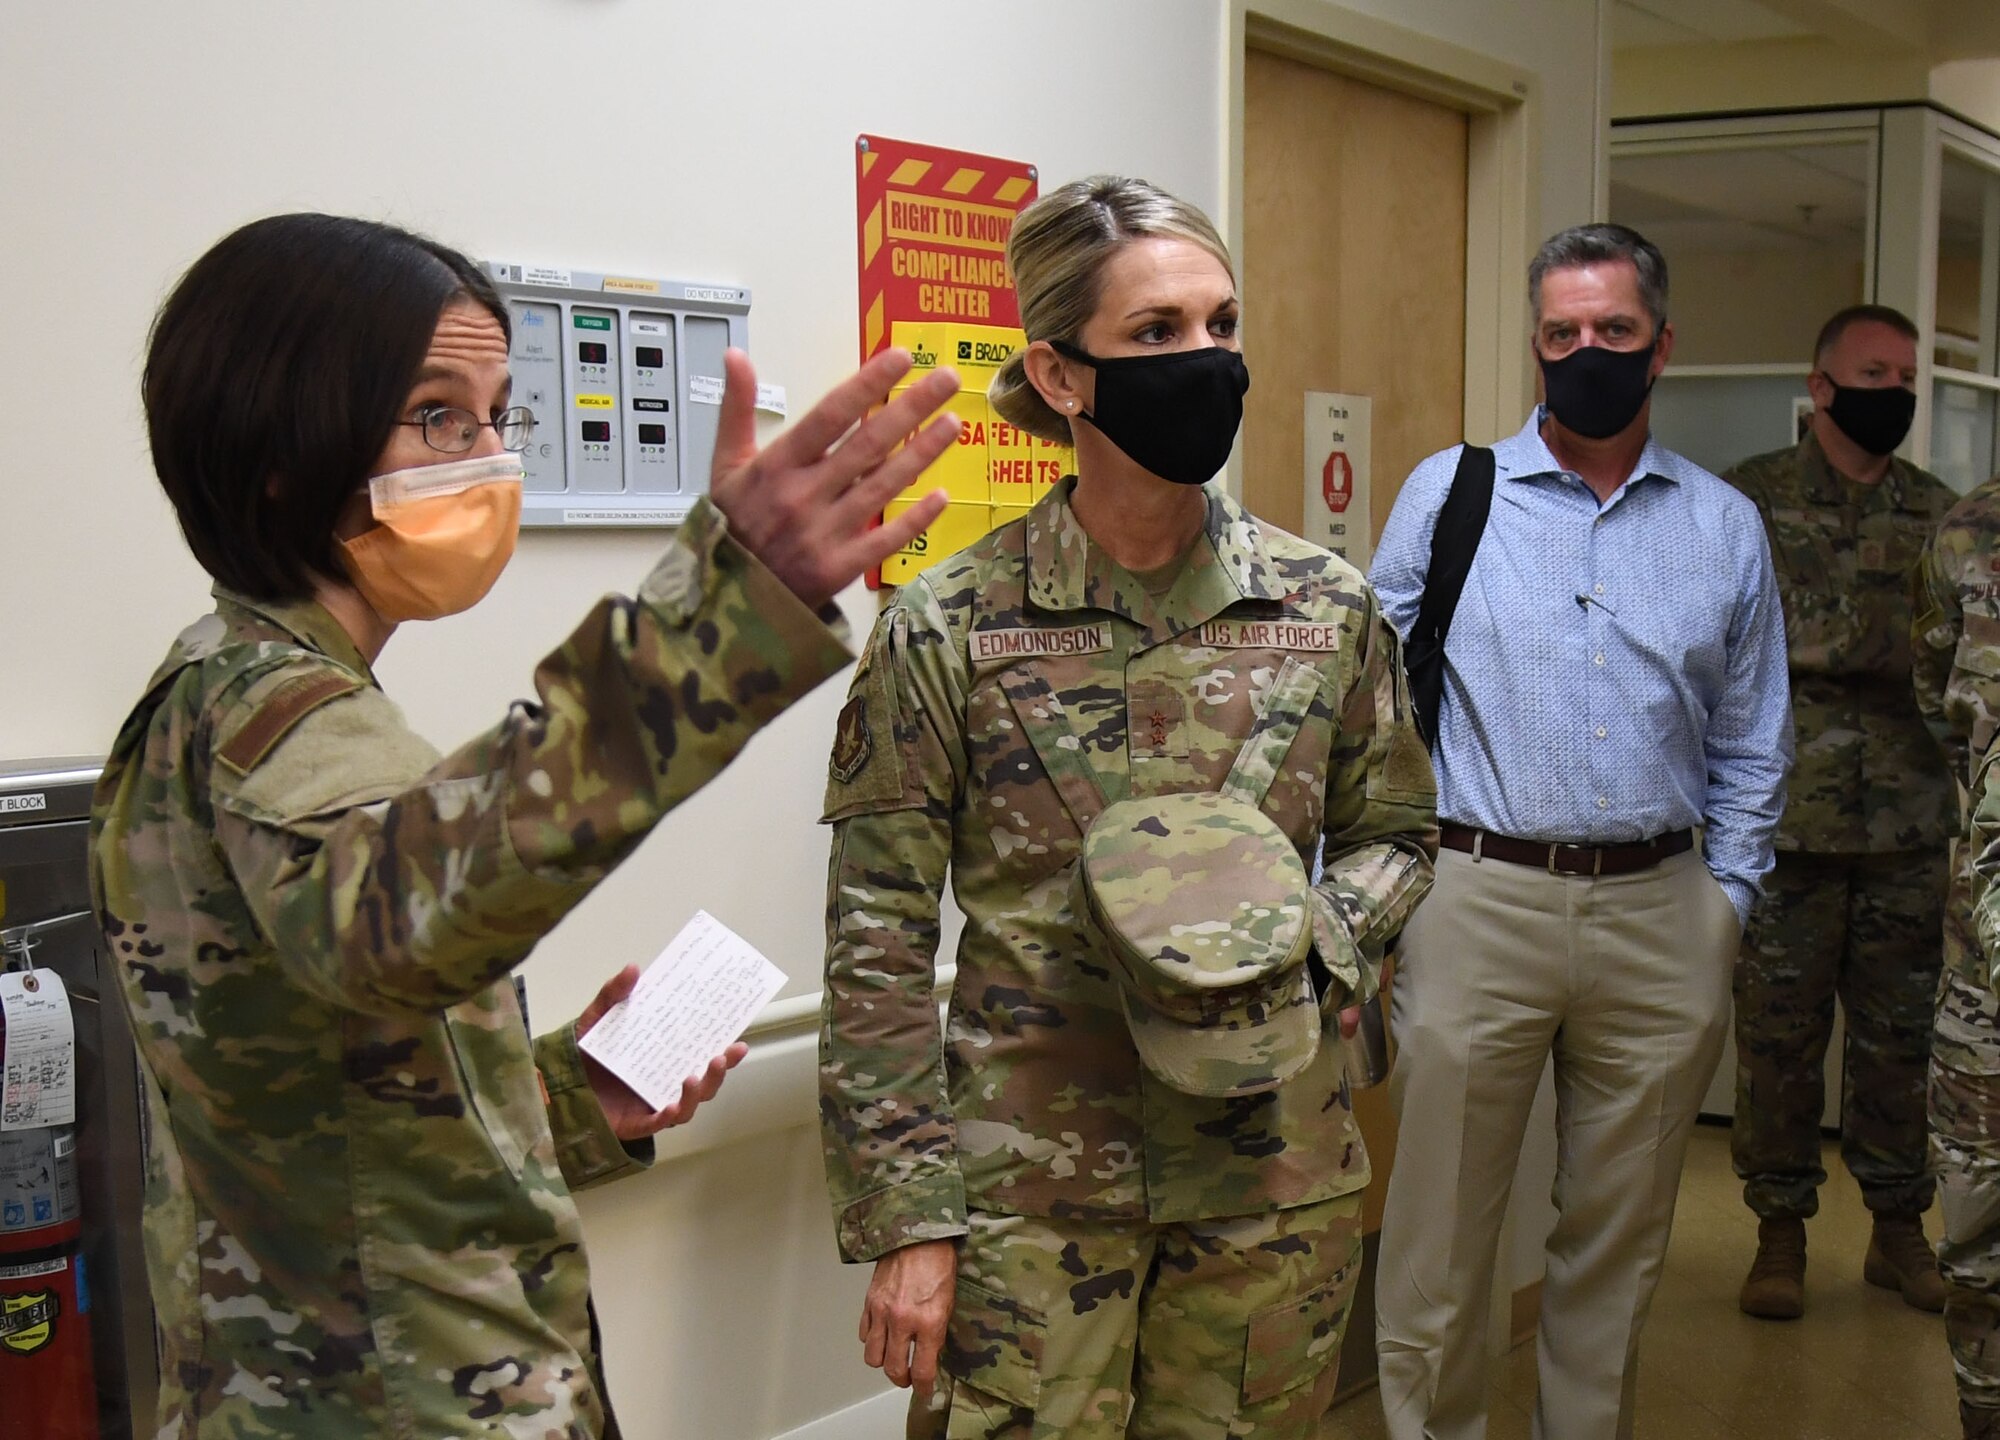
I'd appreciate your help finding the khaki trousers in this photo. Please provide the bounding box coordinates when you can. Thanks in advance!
[1375,845,1738,1440]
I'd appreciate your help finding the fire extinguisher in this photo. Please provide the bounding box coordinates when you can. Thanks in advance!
[0,970,100,1440]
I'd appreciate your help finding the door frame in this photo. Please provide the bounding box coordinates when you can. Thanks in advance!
[1223,0,1541,482]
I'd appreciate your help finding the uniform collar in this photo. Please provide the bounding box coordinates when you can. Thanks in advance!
[1024,476,1290,644]
[211,586,378,683]
[1795,426,1923,512]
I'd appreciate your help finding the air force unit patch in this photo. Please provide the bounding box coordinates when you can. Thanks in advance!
[830,696,873,783]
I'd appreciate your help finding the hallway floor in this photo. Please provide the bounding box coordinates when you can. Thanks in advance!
[1329,1124,1957,1438]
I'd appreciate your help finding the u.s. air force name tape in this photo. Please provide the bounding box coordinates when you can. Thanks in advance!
[1195,620,1341,651]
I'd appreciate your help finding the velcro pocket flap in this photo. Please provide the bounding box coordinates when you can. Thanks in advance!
[1955,633,2000,681]
[943,1278,1045,1412]
[216,670,362,775]
[1240,1263,1360,1406]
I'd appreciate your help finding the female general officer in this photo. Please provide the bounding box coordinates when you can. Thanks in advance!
[89,212,960,1440]
[818,177,1439,1439]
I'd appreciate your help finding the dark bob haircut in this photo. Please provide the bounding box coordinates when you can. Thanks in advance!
[144,213,509,601]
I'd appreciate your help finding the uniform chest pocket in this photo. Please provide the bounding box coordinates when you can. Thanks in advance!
[964,656,1123,883]
[1883,513,1938,574]
[1766,507,1844,587]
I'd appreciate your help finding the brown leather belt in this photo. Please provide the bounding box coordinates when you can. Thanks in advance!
[1439,823,1694,877]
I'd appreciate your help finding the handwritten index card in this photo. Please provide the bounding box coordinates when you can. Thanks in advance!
[577,911,785,1111]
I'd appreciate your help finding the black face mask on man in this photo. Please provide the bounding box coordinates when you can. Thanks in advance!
[1051,340,1251,486]
[1821,380,1916,457]
[1538,339,1658,441]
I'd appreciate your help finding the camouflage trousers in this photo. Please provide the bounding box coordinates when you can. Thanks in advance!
[1732,849,1944,1219]
[1937,970,2000,1414]
[908,1195,1364,1440]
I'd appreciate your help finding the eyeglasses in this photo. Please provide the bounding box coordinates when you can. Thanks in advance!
[400,404,537,454]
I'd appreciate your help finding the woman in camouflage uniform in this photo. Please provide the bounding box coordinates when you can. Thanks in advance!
[89,213,961,1440]
[819,178,1438,1439]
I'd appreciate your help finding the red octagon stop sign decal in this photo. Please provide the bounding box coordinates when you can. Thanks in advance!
[1323,450,1353,513]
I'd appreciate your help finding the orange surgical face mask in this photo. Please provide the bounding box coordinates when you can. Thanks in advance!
[336,452,524,622]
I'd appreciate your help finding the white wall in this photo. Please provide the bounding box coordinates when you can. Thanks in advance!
[2,2,1608,1433]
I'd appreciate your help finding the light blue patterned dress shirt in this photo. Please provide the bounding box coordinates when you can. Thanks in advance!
[1368,407,1792,924]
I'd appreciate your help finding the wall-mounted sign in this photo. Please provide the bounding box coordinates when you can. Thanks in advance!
[856,134,1071,586]
[1303,390,1373,572]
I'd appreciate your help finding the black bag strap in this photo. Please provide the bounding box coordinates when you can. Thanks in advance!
[1407,444,1495,742]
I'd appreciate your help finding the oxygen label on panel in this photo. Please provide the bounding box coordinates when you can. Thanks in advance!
[563,509,690,525]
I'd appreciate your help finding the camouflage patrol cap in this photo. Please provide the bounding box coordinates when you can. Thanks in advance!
[1075,791,1319,1098]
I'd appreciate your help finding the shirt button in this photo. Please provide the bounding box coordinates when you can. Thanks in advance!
[1595,726,1607,739]
[1597,796,1609,810]
[1594,584,1604,596]
[1593,653,1605,666]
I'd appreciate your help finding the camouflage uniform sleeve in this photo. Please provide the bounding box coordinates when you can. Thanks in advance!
[1310,594,1439,1010]
[1969,743,2000,986]
[818,575,968,1264]
[1913,528,1968,782]
[532,1023,653,1192]
[210,497,853,1016]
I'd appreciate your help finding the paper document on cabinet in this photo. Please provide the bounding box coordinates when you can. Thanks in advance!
[577,911,785,1110]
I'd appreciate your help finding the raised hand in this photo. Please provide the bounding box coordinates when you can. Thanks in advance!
[707,347,960,609]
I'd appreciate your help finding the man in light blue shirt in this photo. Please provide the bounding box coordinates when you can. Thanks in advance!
[1369,223,1791,1440]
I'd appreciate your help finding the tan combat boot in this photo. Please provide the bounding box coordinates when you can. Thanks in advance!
[1739,1216,1806,1319]
[1864,1212,1947,1313]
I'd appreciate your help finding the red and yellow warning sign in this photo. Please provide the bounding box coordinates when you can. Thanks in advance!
[857,135,1073,586]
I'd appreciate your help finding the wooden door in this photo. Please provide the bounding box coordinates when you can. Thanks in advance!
[1241,45,1468,1405]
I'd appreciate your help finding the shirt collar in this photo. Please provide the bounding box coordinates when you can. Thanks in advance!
[1025,476,1290,643]
[211,585,378,683]
[1502,405,1677,493]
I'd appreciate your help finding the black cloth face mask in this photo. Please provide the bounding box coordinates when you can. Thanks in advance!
[1821,380,1916,457]
[1538,339,1658,441]
[1051,340,1251,486]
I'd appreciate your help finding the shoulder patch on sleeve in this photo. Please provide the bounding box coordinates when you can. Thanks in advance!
[830,694,875,783]
[216,671,364,776]
[822,610,925,822]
